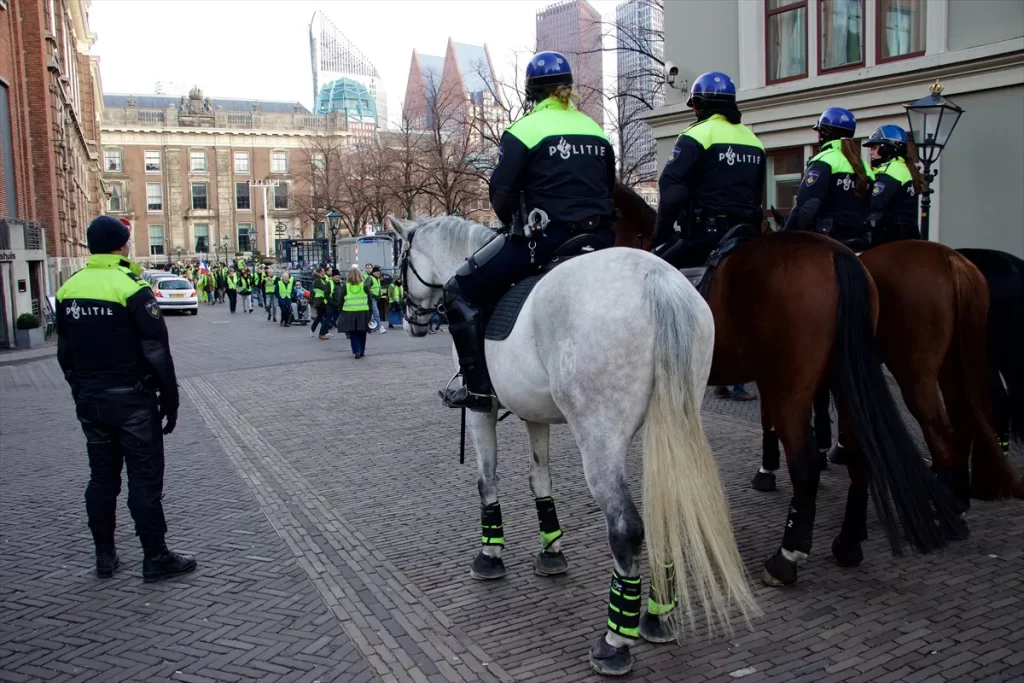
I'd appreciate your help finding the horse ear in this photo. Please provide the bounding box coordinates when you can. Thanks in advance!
[387,216,407,237]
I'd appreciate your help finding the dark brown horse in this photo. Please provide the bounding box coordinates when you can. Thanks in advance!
[612,183,966,587]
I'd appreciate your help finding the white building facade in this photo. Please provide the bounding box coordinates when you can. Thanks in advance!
[643,0,1024,256]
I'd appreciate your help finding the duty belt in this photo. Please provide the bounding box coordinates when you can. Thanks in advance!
[547,215,613,234]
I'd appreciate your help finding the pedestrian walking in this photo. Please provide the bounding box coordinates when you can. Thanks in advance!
[324,268,342,335]
[55,216,196,582]
[277,270,296,326]
[365,266,386,333]
[338,265,372,358]
[264,270,278,322]
[310,266,329,339]
[239,268,253,313]
[226,268,239,313]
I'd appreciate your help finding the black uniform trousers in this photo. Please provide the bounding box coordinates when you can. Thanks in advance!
[75,386,167,548]
[227,289,238,313]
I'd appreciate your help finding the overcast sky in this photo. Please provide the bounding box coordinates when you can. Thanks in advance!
[89,0,620,127]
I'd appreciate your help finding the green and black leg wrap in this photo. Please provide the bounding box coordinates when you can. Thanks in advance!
[647,563,677,617]
[481,503,505,547]
[535,497,563,549]
[607,570,642,639]
[998,433,1009,458]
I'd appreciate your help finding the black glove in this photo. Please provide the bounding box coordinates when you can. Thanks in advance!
[159,390,179,435]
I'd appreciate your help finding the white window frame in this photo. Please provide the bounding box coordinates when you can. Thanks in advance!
[193,223,210,253]
[237,222,253,252]
[765,149,806,214]
[189,150,208,173]
[144,150,162,174]
[190,181,209,210]
[107,182,124,212]
[234,151,250,174]
[148,225,165,256]
[235,182,251,211]
[146,182,163,212]
[271,150,289,173]
[104,149,122,172]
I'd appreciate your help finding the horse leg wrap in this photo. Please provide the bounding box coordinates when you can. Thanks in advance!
[781,500,816,554]
[647,563,676,616]
[998,433,1010,458]
[763,431,780,471]
[535,497,563,549]
[607,570,642,639]
[481,503,505,547]
[932,465,970,514]
[839,487,868,543]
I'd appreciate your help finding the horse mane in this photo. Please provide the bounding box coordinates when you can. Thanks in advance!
[408,215,497,256]
[613,182,657,222]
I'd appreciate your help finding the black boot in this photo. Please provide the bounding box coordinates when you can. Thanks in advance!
[141,537,197,583]
[439,297,494,413]
[95,549,120,579]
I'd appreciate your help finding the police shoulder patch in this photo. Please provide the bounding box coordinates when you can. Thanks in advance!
[804,171,819,186]
[668,146,681,163]
[144,299,161,319]
[872,182,885,196]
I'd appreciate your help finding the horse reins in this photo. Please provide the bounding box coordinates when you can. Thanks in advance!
[400,229,445,327]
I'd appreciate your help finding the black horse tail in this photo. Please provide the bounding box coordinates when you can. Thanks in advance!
[832,250,966,555]
[1006,257,1024,446]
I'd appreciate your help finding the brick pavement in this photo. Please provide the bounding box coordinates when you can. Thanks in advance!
[1,302,1022,683]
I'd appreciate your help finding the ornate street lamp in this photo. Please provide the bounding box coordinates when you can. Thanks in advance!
[904,80,965,242]
[176,247,183,263]
[326,210,342,269]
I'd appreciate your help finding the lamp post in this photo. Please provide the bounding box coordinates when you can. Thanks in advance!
[903,79,965,242]
[176,247,183,263]
[221,235,231,262]
[213,239,219,264]
[326,210,342,269]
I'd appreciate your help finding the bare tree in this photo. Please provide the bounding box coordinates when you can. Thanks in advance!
[292,135,370,238]
[382,111,431,219]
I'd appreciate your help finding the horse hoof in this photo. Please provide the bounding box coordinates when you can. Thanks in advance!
[831,535,863,568]
[827,443,847,465]
[533,550,568,576]
[589,635,633,676]
[761,550,798,587]
[639,612,676,644]
[751,471,777,492]
[470,552,507,580]
[942,513,970,541]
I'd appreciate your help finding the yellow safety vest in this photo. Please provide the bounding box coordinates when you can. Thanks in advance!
[277,277,293,298]
[365,275,381,297]
[343,282,369,312]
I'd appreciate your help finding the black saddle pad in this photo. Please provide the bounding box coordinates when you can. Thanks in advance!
[484,274,544,341]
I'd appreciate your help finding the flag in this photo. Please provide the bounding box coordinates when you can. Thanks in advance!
[199,260,209,276]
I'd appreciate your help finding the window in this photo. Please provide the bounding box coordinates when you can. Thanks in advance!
[235,182,250,210]
[313,221,325,239]
[238,223,253,252]
[764,148,805,220]
[1,83,17,217]
[144,150,161,173]
[190,150,207,172]
[108,183,124,212]
[234,151,250,173]
[149,225,165,256]
[312,152,325,172]
[820,0,863,71]
[193,223,209,253]
[104,149,122,172]
[766,0,807,83]
[878,0,926,62]
[191,182,208,210]
[146,182,163,212]
[271,151,288,173]
[273,181,289,210]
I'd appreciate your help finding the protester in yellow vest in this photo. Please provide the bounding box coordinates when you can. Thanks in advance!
[387,277,404,330]
[340,266,373,358]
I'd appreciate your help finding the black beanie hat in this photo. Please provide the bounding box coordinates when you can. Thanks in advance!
[87,216,131,254]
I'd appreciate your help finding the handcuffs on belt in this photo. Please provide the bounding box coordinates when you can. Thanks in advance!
[524,208,549,264]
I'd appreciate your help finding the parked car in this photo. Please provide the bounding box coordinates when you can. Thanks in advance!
[152,277,198,314]
[143,270,177,286]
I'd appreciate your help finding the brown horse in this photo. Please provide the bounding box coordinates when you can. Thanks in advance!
[612,183,966,587]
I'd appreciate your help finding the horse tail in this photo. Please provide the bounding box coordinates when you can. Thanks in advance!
[946,251,1021,499]
[641,272,758,637]
[1007,256,1024,446]
[831,250,966,554]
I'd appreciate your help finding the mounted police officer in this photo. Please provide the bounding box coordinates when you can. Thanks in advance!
[56,216,196,582]
[650,71,766,268]
[863,124,925,245]
[783,107,874,246]
[440,51,616,413]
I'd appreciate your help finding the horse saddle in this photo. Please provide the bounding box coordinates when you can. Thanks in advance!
[688,224,761,300]
[484,233,611,341]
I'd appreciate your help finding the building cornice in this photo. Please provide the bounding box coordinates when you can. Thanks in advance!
[643,38,1024,134]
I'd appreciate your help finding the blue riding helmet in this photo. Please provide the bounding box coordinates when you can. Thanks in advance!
[813,107,857,138]
[525,51,573,102]
[686,71,736,107]
[863,124,909,157]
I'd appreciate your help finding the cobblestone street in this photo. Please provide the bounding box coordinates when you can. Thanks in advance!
[2,303,1022,683]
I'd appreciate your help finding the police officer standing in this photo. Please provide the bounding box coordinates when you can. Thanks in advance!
[863,124,925,245]
[439,50,616,412]
[56,216,196,582]
[782,107,874,244]
[651,71,766,268]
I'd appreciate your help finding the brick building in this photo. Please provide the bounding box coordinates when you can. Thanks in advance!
[100,89,361,265]
[1,0,104,346]
[536,0,606,125]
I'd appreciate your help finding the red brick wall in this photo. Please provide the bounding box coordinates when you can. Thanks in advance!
[0,1,38,221]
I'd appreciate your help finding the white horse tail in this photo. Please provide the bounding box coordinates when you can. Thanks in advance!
[641,272,759,637]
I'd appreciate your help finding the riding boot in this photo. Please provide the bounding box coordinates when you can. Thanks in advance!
[439,297,494,413]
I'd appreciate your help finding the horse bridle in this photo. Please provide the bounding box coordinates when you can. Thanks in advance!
[399,229,445,328]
